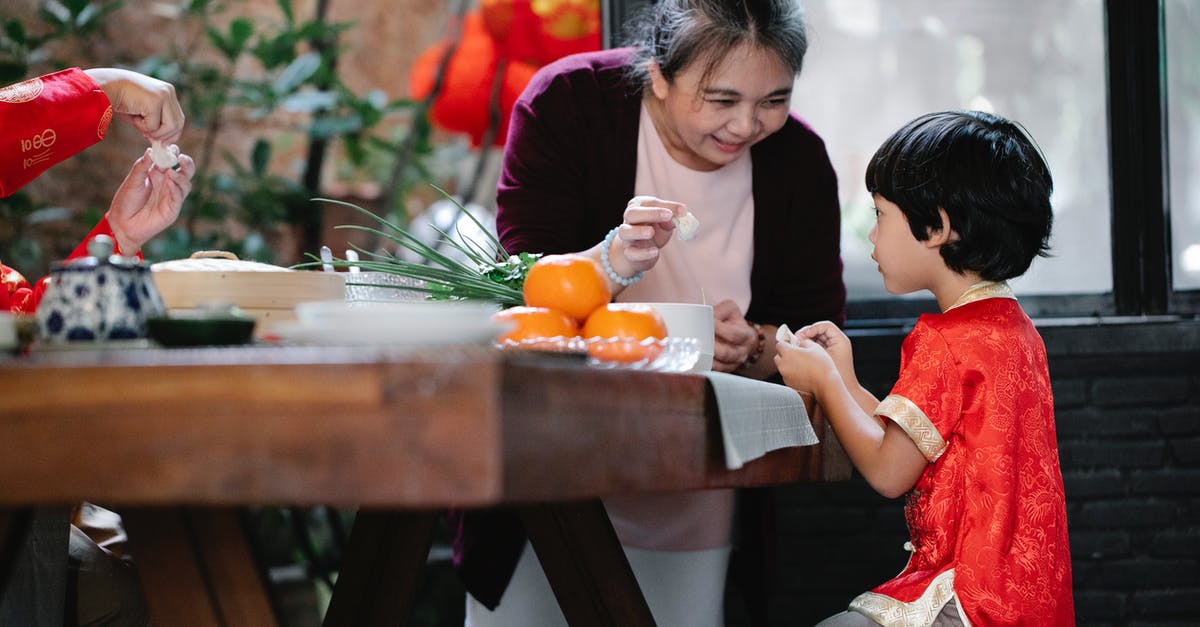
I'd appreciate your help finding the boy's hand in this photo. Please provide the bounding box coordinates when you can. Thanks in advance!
[775,339,839,399]
[798,321,857,385]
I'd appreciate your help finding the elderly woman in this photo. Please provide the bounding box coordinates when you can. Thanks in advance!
[455,0,847,625]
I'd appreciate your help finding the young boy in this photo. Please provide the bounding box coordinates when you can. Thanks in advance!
[775,111,1073,626]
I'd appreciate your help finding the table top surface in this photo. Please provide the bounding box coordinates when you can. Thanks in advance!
[0,344,849,508]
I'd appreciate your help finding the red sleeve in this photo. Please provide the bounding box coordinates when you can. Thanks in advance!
[1,262,34,314]
[0,68,113,197]
[21,217,138,313]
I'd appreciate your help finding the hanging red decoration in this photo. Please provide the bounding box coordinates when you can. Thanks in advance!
[481,0,601,66]
[409,12,539,147]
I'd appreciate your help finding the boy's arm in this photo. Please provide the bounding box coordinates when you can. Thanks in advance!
[810,377,928,498]
[776,338,927,498]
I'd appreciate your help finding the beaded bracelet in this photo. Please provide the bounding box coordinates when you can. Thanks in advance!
[740,322,766,370]
[600,226,645,287]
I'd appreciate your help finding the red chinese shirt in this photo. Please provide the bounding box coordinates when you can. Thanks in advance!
[850,282,1074,626]
[0,67,112,197]
[1,68,122,313]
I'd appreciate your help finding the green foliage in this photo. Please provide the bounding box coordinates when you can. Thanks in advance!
[1,0,437,268]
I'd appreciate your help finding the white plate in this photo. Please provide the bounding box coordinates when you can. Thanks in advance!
[273,319,504,346]
[295,299,500,328]
[279,299,504,346]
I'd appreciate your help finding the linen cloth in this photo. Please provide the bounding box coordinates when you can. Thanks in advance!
[705,370,819,469]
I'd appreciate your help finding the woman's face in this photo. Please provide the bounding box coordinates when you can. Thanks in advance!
[647,43,794,171]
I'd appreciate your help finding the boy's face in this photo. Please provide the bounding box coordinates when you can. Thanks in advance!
[868,194,945,295]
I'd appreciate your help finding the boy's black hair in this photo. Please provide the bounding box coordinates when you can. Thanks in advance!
[865,110,1054,281]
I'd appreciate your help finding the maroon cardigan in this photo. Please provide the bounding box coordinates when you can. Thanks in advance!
[455,48,847,618]
[496,47,846,330]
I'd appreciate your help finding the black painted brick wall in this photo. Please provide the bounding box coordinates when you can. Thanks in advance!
[752,320,1200,626]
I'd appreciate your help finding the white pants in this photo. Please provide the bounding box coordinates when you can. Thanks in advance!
[465,541,731,627]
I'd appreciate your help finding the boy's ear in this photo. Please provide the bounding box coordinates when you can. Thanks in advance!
[924,208,958,248]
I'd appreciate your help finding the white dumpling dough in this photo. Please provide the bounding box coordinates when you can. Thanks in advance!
[150,140,179,170]
[776,323,798,345]
[674,211,700,240]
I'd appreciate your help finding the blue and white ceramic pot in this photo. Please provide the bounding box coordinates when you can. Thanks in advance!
[35,235,167,343]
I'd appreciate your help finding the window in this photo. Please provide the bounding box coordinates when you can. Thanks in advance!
[792,0,1110,302]
[1167,0,1200,291]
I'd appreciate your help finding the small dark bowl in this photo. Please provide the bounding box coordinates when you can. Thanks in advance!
[146,316,256,347]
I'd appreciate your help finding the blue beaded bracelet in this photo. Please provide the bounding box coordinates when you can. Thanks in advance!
[601,226,644,287]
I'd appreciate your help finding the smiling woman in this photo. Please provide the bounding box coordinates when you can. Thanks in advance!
[463,0,848,624]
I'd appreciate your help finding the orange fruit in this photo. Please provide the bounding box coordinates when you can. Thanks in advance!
[582,303,668,363]
[523,254,611,323]
[493,306,580,349]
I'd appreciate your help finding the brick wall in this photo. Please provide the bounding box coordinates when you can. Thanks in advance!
[753,319,1200,626]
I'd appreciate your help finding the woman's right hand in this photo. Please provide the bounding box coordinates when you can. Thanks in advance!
[606,196,688,278]
[83,68,185,145]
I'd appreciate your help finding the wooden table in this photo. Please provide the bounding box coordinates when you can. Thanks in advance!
[0,345,850,626]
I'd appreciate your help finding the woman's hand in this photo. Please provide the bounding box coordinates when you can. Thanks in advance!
[106,146,195,256]
[84,68,185,145]
[711,299,760,373]
[605,196,687,278]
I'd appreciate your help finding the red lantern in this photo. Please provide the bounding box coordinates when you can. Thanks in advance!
[409,12,539,147]
[481,0,600,66]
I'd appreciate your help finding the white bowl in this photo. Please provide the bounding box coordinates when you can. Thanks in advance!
[626,302,714,372]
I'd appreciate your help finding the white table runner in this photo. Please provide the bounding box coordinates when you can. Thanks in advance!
[704,371,819,469]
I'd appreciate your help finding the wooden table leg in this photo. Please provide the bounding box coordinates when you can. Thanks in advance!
[121,507,278,627]
[0,508,31,595]
[323,509,438,627]
[519,499,656,627]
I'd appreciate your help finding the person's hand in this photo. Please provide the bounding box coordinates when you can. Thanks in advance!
[711,299,759,373]
[83,68,185,145]
[606,196,687,278]
[796,320,856,383]
[106,146,195,256]
[774,337,840,399]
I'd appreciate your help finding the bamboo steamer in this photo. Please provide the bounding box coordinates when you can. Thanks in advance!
[151,251,345,335]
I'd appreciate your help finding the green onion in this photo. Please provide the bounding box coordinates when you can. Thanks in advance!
[296,191,535,307]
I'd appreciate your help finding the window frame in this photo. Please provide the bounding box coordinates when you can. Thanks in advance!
[603,0,1198,322]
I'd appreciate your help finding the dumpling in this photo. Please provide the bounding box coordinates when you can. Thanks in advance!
[674,211,700,241]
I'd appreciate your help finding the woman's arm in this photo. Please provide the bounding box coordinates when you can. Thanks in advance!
[0,68,112,197]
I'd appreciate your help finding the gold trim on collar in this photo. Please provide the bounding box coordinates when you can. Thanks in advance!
[848,569,958,626]
[947,281,1014,311]
[875,395,947,462]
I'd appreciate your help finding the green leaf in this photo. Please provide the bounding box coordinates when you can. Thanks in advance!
[5,20,27,45]
[251,139,271,178]
[229,18,254,52]
[276,0,295,26]
[273,51,320,95]
[73,3,96,30]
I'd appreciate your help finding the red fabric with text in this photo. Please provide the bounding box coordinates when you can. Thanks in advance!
[0,68,112,198]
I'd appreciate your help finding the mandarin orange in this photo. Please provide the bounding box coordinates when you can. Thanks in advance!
[522,254,611,322]
[581,303,668,363]
[493,306,580,349]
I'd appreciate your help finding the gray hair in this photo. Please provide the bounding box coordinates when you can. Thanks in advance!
[623,0,809,89]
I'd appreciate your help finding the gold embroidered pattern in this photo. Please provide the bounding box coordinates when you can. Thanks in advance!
[849,569,958,626]
[0,77,44,104]
[876,395,946,462]
[97,106,112,140]
[947,281,1015,311]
